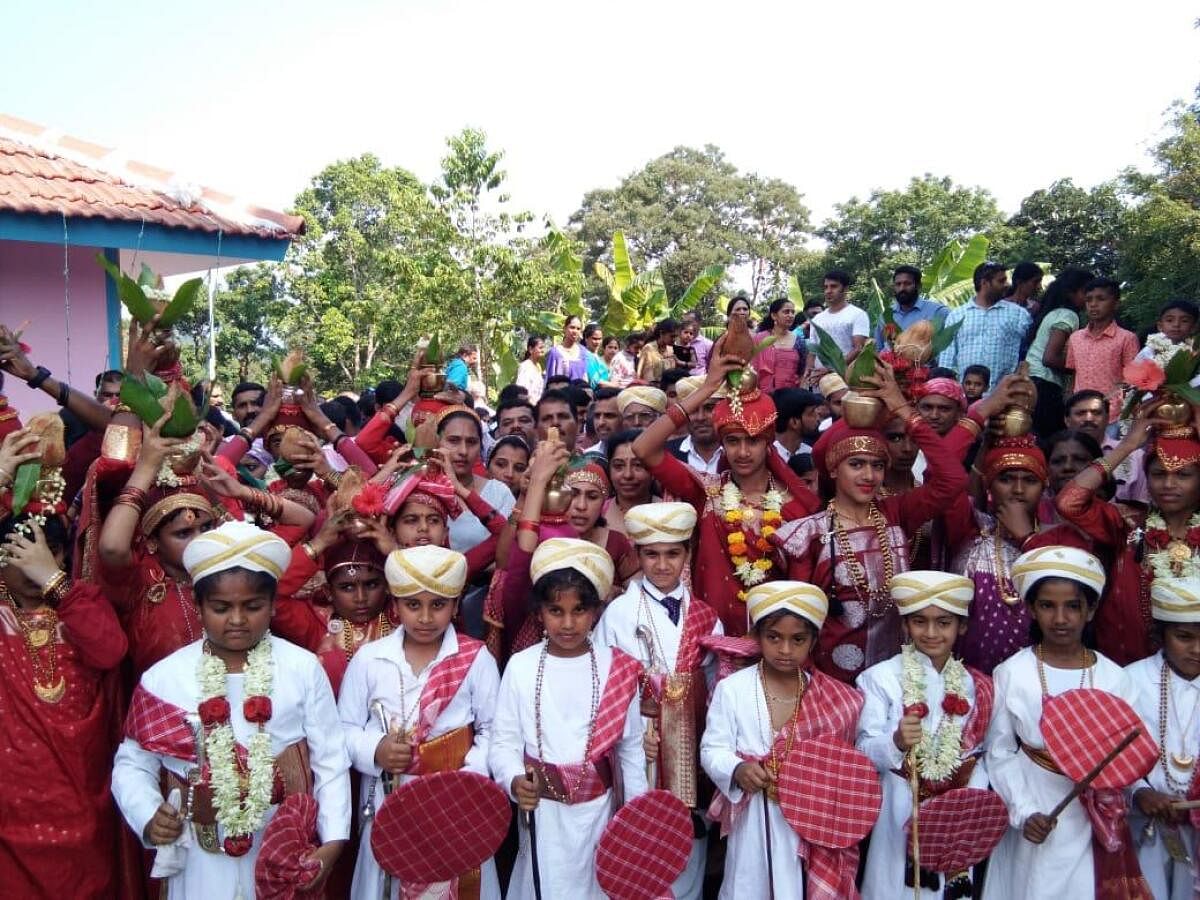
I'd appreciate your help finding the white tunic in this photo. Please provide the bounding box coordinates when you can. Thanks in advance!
[1126,651,1200,900]
[594,577,723,900]
[856,650,989,900]
[112,637,350,900]
[983,647,1132,900]
[701,664,804,900]
[338,625,501,900]
[489,641,648,900]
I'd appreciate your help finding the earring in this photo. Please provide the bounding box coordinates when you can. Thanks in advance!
[146,539,159,555]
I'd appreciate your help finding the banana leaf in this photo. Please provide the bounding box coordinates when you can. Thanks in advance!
[847,340,879,388]
[156,277,202,327]
[96,253,157,324]
[612,231,634,296]
[729,336,778,389]
[928,318,964,359]
[425,333,443,368]
[11,461,40,516]
[808,322,847,378]
[1164,346,1200,386]
[671,265,725,318]
[787,274,804,307]
[1168,383,1200,406]
[119,375,199,438]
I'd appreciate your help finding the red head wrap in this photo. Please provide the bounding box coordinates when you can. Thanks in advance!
[323,539,386,576]
[914,377,967,411]
[267,403,314,438]
[1149,426,1200,473]
[712,389,777,438]
[565,459,610,493]
[140,478,217,537]
[812,419,887,475]
[981,435,1047,484]
[383,468,460,519]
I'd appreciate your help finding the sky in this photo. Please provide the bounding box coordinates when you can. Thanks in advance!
[3,0,1198,233]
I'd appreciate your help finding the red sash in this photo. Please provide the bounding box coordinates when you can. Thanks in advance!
[407,637,485,776]
[590,649,644,762]
[125,685,196,762]
[673,598,719,676]
[962,666,994,751]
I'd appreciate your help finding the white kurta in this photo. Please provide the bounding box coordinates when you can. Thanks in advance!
[701,664,804,900]
[983,646,1132,900]
[112,637,350,900]
[489,641,648,900]
[595,577,724,900]
[1126,651,1200,900]
[338,625,501,900]
[856,650,989,900]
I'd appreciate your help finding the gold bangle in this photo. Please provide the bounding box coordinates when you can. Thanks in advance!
[301,542,318,561]
[40,571,68,601]
[1094,458,1113,478]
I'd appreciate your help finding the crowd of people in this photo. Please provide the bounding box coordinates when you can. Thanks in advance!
[2,255,1200,899]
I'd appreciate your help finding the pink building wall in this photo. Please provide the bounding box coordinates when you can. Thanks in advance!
[0,240,113,417]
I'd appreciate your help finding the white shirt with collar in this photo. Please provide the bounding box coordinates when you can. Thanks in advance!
[596,576,723,677]
[679,436,723,475]
[772,439,812,463]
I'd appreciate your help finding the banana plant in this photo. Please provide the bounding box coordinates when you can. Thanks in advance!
[921,234,991,307]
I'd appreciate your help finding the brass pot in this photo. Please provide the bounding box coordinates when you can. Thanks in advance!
[167,444,202,475]
[1157,396,1193,425]
[419,372,446,397]
[1000,406,1034,437]
[738,367,758,393]
[542,479,573,516]
[842,392,883,428]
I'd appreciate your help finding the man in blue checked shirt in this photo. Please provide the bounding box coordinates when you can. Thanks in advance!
[873,265,948,349]
[937,262,1031,387]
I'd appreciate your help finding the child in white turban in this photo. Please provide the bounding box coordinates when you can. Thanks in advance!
[112,521,350,899]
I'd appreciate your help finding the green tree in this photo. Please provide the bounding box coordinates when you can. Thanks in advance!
[285,154,458,388]
[817,174,1007,287]
[568,145,810,319]
[1005,178,1126,275]
[1120,105,1200,327]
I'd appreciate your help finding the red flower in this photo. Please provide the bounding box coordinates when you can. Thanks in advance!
[1123,357,1166,391]
[198,697,231,726]
[223,834,253,857]
[903,702,929,720]
[1145,528,1171,550]
[942,694,970,716]
[243,695,273,725]
[352,482,388,517]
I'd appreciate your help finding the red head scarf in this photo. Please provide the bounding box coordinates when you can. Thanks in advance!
[914,377,967,411]
[712,389,777,438]
[1149,425,1200,473]
[383,468,460,520]
[812,418,887,476]
[981,435,1047,484]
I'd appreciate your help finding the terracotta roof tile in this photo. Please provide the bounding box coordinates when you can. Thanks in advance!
[0,126,304,240]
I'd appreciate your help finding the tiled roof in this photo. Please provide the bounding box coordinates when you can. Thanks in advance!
[0,113,304,240]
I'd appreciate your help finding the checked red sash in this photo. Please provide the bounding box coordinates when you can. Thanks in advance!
[125,685,197,762]
[407,636,485,776]
[673,598,718,676]
[589,649,644,762]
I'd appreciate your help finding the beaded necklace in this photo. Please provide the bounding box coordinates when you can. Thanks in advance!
[534,640,600,803]
[1,585,64,703]
[827,500,895,616]
[754,661,806,800]
[338,611,393,662]
[1157,658,1200,793]
[1035,643,1093,695]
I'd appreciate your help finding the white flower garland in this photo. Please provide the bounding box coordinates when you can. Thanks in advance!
[720,482,784,588]
[900,643,967,783]
[1146,333,1187,369]
[1145,511,1200,581]
[197,637,274,841]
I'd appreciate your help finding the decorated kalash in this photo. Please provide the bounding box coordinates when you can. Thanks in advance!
[112,521,351,900]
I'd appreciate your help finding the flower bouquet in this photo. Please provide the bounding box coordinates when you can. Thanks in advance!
[1121,337,1200,424]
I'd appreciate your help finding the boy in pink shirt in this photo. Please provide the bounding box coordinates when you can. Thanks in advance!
[1064,277,1139,422]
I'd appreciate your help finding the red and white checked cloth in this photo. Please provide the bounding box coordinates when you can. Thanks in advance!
[904,787,1008,873]
[371,770,510,890]
[696,634,759,683]
[406,636,485,775]
[254,794,322,900]
[961,667,993,751]
[672,598,719,675]
[588,649,644,762]
[1041,688,1157,789]
[595,789,692,900]
[125,685,196,762]
[778,738,881,850]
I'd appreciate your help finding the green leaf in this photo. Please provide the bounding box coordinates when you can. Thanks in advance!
[808,321,847,377]
[612,231,634,296]
[11,461,40,516]
[846,340,879,388]
[142,372,168,398]
[404,420,416,445]
[97,252,157,324]
[672,265,725,318]
[1167,383,1200,406]
[119,375,170,426]
[425,333,443,367]
[162,391,199,438]
[1164,347,1199,386]
[787,274,804,308]
[747,335,776,362]
[928,317,963,358]
[157,277,203,327]
[136,263,158,290]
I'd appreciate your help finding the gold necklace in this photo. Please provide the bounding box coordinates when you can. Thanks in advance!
[1159,659,1200,781]
[338,611,392,662]
[993,527,1021,606]
[828,500,895,616]
[2,587,65,704]
[1035,643,1093,696]
[756,662,806,800]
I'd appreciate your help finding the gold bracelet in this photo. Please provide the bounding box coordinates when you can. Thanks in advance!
[301,542,318,561]
[1094,458,1113,478]
[41,570,68,602]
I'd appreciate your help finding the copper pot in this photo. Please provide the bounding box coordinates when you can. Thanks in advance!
[542,479,573,516]
[1157,396,1193,425]
[1000,407,1034,437]
[842,392,883,428]
[419,373,446,397]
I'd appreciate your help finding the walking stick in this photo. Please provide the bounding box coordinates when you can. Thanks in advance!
[763,787,776,900]
[635,626,660,788]
[1047,728,1141,822]
[525,766,543,900]
[371,701,396,900]
[909,749,921,900]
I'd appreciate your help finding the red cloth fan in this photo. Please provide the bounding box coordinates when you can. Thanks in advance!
[904,787,1009,873]
[254,794,323,900]
[595,789,693,899]
[777,737,881,849]
[1041,688,1157,789]
[370,770,510,881]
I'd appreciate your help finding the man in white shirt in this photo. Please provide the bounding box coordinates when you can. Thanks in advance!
[772,389,825,462]
[809,270,869,368]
